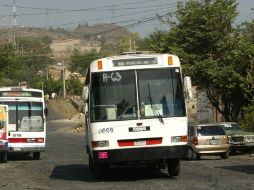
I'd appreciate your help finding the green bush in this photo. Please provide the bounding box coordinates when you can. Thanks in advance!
[240,100,254,132]
[66,78,83,95]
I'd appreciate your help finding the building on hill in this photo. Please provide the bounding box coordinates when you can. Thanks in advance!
[50,38,101,62]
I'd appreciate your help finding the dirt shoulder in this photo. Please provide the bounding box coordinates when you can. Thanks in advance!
[47,98,79,120]
[47,98,85,134]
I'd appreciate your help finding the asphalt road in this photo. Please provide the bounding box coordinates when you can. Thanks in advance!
[0,103,254,190]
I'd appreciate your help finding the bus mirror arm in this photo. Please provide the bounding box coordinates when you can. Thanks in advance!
[184,76,193,101]
[82,86,89,101]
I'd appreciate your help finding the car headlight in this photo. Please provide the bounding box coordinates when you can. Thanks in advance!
[244,135,254,143]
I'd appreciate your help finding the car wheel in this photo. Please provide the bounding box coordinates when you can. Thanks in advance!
[33,152,41,160]
[221,151,229,159]
[248,148,254,154]
[88,153,94,172]
[167,159,180,177]
[196,153,201,160]
[94,164,109,179]
[187,148,194,160]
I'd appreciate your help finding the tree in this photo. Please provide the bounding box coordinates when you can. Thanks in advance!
[66,78,83,95]
[118,33,140,53]
[238,21,254,43]
[17,37,53,81]
[0,45,24,85]
[142,29,168,52]
[69,49,101,74]
[145,0,254,122]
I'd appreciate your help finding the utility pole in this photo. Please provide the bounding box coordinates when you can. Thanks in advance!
[62,51,66,99]
[111,5,115,24]
[129,39,132,52]
[12,0,17,47]
[45,1,49,28]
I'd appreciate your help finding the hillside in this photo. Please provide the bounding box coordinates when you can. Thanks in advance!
[73,23,133,43]
[0,23,134,45]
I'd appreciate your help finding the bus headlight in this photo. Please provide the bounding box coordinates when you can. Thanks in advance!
[171,136,187,143]
[92,140,109,147]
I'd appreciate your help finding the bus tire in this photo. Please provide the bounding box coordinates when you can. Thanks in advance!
[0,152,7,163]
[88,154,94,172]
[94,164,108,179]
[167,159,180,177]
[33,152,41,160]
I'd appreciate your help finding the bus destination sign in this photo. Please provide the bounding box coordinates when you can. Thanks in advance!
[0,91,42,98]
[113,58,157,67]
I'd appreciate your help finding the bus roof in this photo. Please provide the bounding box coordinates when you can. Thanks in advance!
[0,87,44,98]
[0,87,43,93]
[89,53,181,72]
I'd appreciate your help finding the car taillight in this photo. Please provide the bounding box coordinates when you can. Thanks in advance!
[193,136,198,145]
[227,136,230,144]
[227,135,233,144]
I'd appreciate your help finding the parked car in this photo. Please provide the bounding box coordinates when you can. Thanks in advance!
[217,122,254,153]
[187,124,229,160]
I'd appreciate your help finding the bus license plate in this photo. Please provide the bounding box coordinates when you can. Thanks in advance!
[134,140,146,146]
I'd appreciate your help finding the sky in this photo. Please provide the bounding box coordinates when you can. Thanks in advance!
[0,0,254,37]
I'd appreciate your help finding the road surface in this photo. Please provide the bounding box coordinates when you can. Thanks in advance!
[0,100,253,190]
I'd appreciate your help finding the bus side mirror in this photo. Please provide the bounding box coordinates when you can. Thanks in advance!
[82,86,89,101]
[184,76,193,101]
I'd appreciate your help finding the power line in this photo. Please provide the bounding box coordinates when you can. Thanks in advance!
[43,5,176,29]
[0,2,176,17]
[1,12,170,49]
[0,0,159,12]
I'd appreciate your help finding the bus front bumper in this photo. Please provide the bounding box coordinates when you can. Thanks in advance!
[92,145,187,164]
[8,146,45,152]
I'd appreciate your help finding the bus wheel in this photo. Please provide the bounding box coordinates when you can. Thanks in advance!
[0,152,7,163]
[166,159,180,177]
[33,152,41,160]
[88,154,94,172]
[94,164,109,179]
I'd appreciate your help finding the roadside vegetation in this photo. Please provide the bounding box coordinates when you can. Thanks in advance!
[0,0,254,130]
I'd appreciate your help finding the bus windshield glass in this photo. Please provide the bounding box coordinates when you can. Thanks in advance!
[138,68,185,118]
[90,68,186,122]
[91,71,137,122]
[1,101,44,132]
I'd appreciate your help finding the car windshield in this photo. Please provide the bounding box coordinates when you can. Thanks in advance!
[90,68,186,122]
[220,123,243,131]
[197,125,226,136]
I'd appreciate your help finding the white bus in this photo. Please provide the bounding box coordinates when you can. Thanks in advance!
[0,87,47,160]
[83,53,192,178]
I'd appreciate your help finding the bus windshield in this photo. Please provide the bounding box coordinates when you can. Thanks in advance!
[1,101,44,132]
[90,68,186,122]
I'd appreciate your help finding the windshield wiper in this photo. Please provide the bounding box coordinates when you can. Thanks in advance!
[147,83,164,124]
